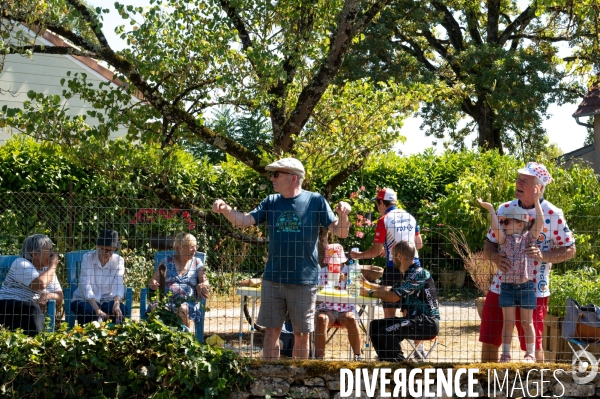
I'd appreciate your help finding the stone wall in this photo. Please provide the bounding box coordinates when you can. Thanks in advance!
[229,363,600,399]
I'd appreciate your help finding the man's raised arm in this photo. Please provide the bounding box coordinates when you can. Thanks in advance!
[212,199,256,228]
[328,201,351,238]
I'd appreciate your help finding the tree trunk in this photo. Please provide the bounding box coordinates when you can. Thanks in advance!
[475,100,503,154]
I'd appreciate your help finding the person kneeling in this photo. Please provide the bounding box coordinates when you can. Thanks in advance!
[361,241,440,362]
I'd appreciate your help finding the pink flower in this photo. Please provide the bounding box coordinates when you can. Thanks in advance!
[355,220,363,227]
[360,186,365,191]
[350,192,358,199]
[355,231,365,238]
[357,214,364,221]
[364,219,373,226]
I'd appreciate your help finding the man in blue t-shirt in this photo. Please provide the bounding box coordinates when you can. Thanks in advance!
[212,157,351,359]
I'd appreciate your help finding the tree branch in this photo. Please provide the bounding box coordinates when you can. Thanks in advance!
[270,0,317,152]
[277,0,391,153]
[465,9,483,45]
[508,34,579,42]
[65,0,110,49]
[498,6,536,45]
[321,148,371,200]
[487,0,500,44]
[7,44,98,58]
[431,0,464,51]
[218,0,256,70]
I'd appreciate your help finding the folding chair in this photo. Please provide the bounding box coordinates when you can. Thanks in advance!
[0,255,57,331]
[64,250,133,328]
[406,336,439,362]
[139,250,206,343]
[562,298,600,378]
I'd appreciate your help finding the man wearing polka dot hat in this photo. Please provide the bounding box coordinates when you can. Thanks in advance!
[479,162,576,362]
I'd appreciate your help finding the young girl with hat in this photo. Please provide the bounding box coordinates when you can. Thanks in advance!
[477,187,544,363]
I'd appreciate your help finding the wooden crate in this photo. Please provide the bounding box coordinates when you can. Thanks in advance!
[543,314,569,362]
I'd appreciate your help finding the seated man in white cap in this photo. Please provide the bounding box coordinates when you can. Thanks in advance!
[480,162,576,362]
[212,157,351,359]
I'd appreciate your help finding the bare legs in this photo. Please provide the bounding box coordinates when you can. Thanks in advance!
[314,311,361,359]
[481,342,501,362]
[263,327,283,360]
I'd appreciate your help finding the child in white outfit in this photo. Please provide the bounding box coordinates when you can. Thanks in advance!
[314,244,362,360]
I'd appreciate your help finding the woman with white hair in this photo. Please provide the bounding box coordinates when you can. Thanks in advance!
[71,229,126,325]
[0,234,63,336]
[147,232,210,329]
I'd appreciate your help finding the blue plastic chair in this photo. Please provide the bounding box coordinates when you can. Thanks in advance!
[140,250,206,343]
[64,250,133,328]
[0,255,57,331]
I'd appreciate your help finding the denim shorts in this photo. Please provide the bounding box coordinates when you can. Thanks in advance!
[499,281,536,310]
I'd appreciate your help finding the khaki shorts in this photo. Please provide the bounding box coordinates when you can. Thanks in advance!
[257,280,317,333]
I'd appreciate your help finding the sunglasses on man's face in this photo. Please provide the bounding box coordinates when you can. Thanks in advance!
[499,218,523,226]
[269,171,294,178]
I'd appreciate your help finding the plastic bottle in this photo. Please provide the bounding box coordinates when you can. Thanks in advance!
[347,260,360,298]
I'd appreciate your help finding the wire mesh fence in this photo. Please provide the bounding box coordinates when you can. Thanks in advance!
[0,191,598,363]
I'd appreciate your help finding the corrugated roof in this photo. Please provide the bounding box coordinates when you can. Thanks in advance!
[573,83,600,117]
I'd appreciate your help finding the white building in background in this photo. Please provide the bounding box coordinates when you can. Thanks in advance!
[560,83,600,174]
[0,24,140,144]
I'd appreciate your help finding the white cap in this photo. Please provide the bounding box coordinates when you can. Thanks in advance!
[497,204,530,222]
[265,157,305,178]
[372,188,397,201]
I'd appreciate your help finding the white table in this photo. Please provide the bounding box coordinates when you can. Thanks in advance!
[236,286,380,359]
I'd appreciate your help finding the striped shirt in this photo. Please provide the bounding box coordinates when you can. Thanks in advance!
[0,258,61,302]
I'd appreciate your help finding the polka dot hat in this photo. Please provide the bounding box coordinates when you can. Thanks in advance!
[517,162,553,186]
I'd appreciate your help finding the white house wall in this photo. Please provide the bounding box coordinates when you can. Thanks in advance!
[0,26,135,144]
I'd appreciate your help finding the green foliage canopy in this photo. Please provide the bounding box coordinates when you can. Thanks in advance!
[341,0,586,158]
[0,0,405,201]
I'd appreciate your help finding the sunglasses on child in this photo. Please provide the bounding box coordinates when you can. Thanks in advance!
[499,218,524,226]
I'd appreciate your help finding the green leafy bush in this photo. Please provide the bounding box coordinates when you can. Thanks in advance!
[547,268,600,317]
[0,318,251,398]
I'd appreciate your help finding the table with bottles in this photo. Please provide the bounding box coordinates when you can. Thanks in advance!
[235,285,380,359]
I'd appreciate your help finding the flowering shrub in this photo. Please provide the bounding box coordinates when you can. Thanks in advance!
[130,208,196,237]
[344,186,377,251]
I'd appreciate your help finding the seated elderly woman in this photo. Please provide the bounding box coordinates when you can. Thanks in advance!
[0,234,64,336]
[147,232,210,329]
[71,230,127,325]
